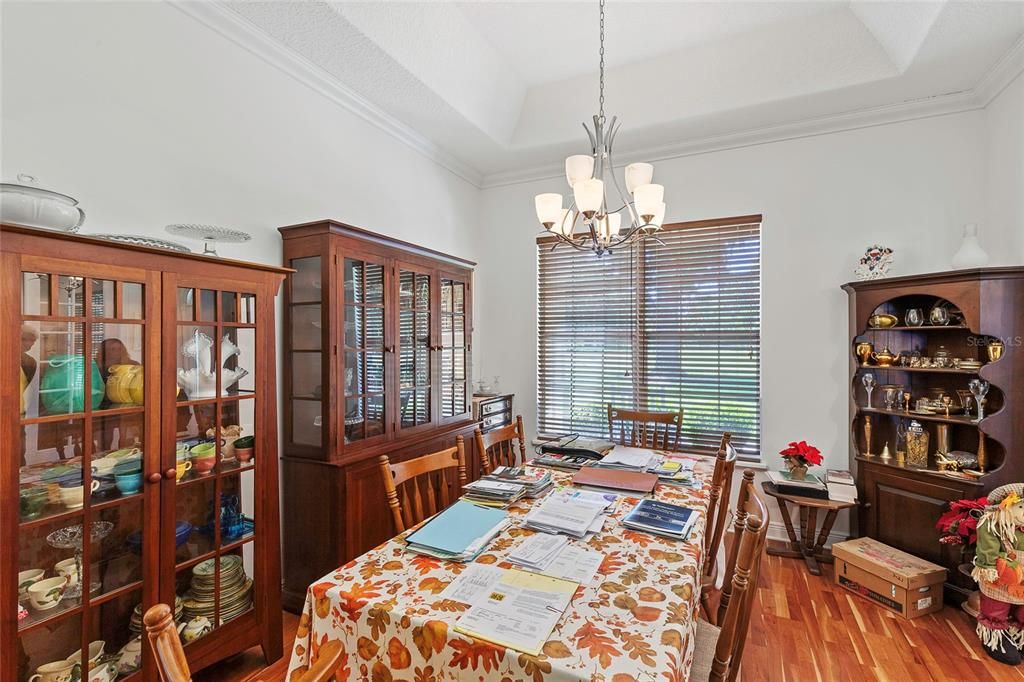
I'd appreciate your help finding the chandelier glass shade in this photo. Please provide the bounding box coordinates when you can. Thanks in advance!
[533,0,666,256]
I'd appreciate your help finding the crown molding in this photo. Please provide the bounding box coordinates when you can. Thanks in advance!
[168,0,484,188]
[974,34,1024,106]
[480,89,986,189]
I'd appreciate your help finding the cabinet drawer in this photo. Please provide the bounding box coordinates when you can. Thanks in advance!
[483,412,511,430]
[481,398,511,416]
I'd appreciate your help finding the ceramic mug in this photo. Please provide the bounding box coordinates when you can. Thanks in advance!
[28,660,79,682]
[175,460,193,482]
[114,471,143,495]
[58,480,100,510]
[28,576,67,611]
[18,568,44,601]
[55,558,79,588]
[192,454,216,476]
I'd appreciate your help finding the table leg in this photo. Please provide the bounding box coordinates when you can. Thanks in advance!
[767,499,805,559]
[803,507,821,576]
[812,509,839,564]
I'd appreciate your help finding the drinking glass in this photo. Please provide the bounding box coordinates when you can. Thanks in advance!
[929,306,950,326]
[905,308,924,327]
[862,373,876,409]
[969,379,990,420]
[883,387,899,411]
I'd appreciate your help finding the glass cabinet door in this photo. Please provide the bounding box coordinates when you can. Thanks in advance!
[439,274,472,422]
[397,264,434,434]
[287,256,324,452]
[341,256,388,444]
[171,281,258,647]
[16,268,156,682]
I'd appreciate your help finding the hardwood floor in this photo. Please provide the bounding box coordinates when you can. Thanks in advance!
[203,540,1018,681]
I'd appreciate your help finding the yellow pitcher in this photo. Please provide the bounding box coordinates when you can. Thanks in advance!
[105,364,144,405]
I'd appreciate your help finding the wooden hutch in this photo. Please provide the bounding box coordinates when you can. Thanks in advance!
[279,220,480,611]
[1,224,287,681]
[843,267,1024,599]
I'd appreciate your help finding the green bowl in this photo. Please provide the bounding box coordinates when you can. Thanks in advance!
[189,442,216,458]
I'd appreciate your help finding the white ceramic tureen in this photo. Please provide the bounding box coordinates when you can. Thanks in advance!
[0,174,85,232]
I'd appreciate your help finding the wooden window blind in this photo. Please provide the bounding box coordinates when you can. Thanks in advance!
[536,216,762,460]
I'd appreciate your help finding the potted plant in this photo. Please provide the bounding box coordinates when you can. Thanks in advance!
[233,436,255,462]
[778,440,823,480]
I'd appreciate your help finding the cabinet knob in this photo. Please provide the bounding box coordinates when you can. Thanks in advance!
[164,468,176,480]
[147,472,162,484]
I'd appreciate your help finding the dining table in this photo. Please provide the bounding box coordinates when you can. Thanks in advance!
[286,453,714,682]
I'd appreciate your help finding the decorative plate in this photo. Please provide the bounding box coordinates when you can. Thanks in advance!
[165,224,251,243]
[89,233,191,252]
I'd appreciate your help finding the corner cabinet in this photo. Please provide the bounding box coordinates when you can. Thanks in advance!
[279,220,480,611]
[843,267,1024,600]
[1,224,287,681]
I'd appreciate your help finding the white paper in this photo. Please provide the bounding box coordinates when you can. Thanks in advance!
[602,446,657,469]
[552,488,618,510]
[439,563,507,604]
[509,533,569,568]
[455,571,577,655]
[538,546,604,585]
[526,496,606,537]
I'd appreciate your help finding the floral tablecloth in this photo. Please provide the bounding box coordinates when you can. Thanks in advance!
[286,456,713,682]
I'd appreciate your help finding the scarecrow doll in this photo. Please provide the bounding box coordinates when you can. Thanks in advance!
[972,484,1024,664]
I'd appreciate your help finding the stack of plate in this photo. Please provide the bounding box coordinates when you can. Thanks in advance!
[130,597,182,634]
[182,555,253,624]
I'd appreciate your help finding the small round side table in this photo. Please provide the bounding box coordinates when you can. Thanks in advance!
[761,481,858,576]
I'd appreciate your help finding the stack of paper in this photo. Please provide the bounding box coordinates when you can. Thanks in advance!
[589,446,657,471]
[826,469,858,504]
[461,479,526,507]
[766,470,829,500]
[508,534,605,585]
[621,499,698,540]
[404,500,510,561]
[648,458,697,485]
[454,569,579,656]
[524,492,608,538]
[485,466,554,497]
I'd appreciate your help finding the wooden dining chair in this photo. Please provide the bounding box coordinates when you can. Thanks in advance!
[690,470,770,682]
[474,415,527,474]
[700,433,737,621]
[143,603,345,682]
[606,404,683,450]
[378,436,468,534]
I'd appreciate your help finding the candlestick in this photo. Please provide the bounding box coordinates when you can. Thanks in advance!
[978,432,987,473]
[864,416,873,457]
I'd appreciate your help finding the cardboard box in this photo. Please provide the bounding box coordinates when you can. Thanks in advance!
[832,537,947,619]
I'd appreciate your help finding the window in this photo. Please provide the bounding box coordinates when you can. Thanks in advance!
[536,215,762,460]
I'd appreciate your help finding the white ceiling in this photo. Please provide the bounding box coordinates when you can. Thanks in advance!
[214,1,1024,185]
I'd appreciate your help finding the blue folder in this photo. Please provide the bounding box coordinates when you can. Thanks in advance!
[404,500,508,555]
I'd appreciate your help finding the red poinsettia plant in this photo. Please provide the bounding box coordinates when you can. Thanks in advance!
[779,440,823,468]
[936,496,988,546]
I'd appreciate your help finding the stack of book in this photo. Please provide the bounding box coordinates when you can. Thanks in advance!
[766,470,829,500]
[621,499,698,540]
[484,466,553,497]
[461,479,526,507]
[531,452,598,470]
[404,500,510,561]
[826,469,858,504]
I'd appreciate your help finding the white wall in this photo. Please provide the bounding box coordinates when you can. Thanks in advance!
[985,71,1024,263]
[0,1,480,262]
[476,110,1016,539]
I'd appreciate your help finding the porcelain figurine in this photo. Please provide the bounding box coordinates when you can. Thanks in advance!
[176,332,248,398]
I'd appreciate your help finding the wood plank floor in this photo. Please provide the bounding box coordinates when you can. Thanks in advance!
[202,540,1020,681]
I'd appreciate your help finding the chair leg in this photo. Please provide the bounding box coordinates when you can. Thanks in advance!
[700,589,716,625]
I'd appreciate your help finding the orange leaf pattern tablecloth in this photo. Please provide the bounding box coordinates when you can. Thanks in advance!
[286,459,713,682]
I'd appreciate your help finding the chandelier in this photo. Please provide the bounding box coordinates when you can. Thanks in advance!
[533,0,666,257]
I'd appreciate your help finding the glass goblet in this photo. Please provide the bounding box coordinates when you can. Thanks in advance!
[905,308,924,327]
[862,373,876,409]
[969,379,990,421]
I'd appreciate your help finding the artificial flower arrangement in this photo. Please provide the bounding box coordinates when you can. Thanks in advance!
[779,440,823,480]
[936,495,988,546]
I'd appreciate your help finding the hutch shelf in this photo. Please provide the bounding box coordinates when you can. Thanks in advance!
[843,267,1024,601]
[279,220,480,612]
[2,224,287,681]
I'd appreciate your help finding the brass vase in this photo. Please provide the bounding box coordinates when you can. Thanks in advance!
[855,341,874,366]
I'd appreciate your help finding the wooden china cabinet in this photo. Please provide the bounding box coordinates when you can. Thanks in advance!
[279,220,479,611]
[1,225,286,681]
[843,267,1024,600]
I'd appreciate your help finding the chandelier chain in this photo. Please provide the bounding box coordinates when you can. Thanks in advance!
[598,0,605,122]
